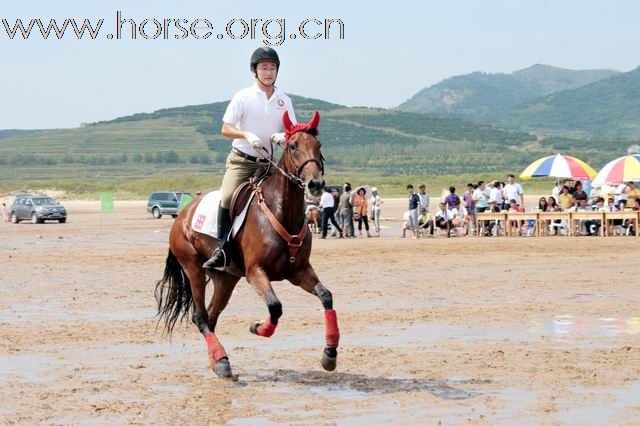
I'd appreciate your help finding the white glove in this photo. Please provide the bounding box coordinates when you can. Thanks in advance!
[245,132,262,150]
[270,133,286,144]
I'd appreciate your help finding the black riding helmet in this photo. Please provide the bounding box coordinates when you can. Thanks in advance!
[250,47,280,73]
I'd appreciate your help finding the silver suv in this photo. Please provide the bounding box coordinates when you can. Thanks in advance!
[10,194,67,224]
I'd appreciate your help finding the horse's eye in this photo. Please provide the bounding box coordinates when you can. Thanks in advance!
[289,143,298,150]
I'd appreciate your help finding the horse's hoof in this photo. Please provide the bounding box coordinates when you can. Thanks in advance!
[321,347,337,372]
[213,357,234,379]
[249,321,261,335]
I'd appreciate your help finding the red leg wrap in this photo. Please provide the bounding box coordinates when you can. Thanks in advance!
[205,333,227,362]
[324,309,340,348]
[257,319,277,337]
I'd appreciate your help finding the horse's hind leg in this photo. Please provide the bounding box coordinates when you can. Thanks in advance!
[246,267,282,338]
[180,260,234,378]
[289,266,340,372]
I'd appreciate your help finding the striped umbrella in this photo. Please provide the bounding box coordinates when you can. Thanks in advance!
[520,154,597,180]
[592,155,640,186]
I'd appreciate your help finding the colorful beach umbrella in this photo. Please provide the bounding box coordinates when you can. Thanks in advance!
[520,154,597,180]
[592,155,640,186]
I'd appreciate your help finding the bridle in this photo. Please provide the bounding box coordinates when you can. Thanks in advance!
[258,132,324,189]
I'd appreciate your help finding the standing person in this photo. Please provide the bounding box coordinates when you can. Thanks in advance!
[407,184,420,239]
[352,188,371,238]
[490,181,505,211]
[338,183,354,238]
[204,46,295,269]
[418,184,430,212]
[624,181,640,209]
[2,203,9,222]
[320,186,343,239]
[463,183,476,235]
[503,174,524,210]
[473,181,491,235]
[444,186,460,210]
[370,187,383,237]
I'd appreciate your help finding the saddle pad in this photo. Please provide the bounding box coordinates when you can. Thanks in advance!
[191,190,254,239]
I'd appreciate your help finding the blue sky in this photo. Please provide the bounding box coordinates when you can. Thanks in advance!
[2,0,639,129]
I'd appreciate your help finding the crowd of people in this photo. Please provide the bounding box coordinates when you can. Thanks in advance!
[401,175,640,238]
[306,174,640,240]
[311,183,384,239]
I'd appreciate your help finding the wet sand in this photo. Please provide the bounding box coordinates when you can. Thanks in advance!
[1,198,639,424]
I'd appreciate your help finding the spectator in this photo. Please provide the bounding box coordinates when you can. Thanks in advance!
[574,197,596,235]
[407,184,420,239]
[401,211,411,238]
[2,203,9,222]
[559,186,573,210]
[370,186,383,237]
[572,181,588,207]
[418,207,434,236]
[352,187,371,238]
[546,196,562,236]
[537,197,549,236]
[434,202,452,237]
[473,181,491,236]
[504,174,524,210]
[508,199,524,235]
[490,181,505,211]
[450,200,468,235]
[585,197,607,236]
[338,183,354,238]
[629,198,640,234]
[444,186,460,210]
[319,186,343,239]
[418,184,430,212]
[463,183,476,235]
[624,181,640,209]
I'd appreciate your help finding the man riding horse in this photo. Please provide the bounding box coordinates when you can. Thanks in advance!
[203,46,294,269]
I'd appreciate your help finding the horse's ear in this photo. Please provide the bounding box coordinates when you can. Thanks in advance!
[308,111,320,130]
[283,110,293,132]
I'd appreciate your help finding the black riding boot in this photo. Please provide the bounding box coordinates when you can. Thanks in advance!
[203,205,232,269]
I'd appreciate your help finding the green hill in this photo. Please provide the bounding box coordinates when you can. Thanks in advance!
[397,65,619,118]
[491,67,640,138]
[0,95,543,180]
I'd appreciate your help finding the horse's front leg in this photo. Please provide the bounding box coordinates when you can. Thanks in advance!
[246,267,282,338]
[289,266,340,372]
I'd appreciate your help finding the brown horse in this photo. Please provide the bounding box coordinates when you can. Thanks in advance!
[155,111,340,378]
[306,205,321,234]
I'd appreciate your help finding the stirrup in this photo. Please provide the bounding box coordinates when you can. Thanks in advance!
[203,247,229,269]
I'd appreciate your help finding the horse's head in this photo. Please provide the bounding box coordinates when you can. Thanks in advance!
[281,110,325,197]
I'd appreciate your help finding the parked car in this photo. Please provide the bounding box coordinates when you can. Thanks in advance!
[10,194,67,224]
[147,191,191,219]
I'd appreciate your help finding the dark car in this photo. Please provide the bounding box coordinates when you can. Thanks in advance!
[10,194,67,224]
[147,191,191,219]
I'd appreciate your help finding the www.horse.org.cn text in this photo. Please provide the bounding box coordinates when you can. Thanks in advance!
[0,11,346,46]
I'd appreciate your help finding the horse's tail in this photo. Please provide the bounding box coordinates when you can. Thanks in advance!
[154,249,193,336]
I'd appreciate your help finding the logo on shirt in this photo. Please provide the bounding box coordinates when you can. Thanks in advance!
[277,98,285,109]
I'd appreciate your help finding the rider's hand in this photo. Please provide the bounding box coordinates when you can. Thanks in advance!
[270,133,286,144]
[245,132,262,150]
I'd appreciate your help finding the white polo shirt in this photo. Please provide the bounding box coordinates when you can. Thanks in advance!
[222,83,296,158]
[320,192,335,209]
